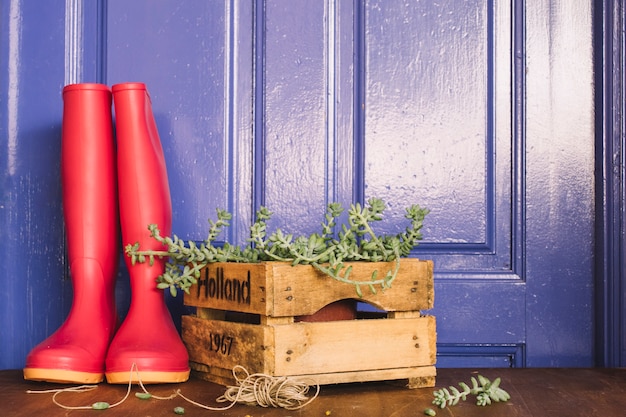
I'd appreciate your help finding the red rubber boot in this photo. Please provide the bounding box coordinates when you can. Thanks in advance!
[105,83,189,384]
[23,83,119,384]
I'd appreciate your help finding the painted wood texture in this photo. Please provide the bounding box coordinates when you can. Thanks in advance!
[0,0,600,369]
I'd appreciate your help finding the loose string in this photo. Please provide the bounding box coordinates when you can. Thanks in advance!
[27,384,99,410]
[27,364,319,411]
[26,363,177,410]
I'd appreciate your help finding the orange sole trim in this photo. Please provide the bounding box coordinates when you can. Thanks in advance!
[105,369,190,385]
[23,367,104,384]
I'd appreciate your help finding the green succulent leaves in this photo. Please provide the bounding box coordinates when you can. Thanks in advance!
[432,375,511,409]
[124,198,429,297]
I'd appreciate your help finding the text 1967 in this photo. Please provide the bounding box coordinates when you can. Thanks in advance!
[209,332,234,356]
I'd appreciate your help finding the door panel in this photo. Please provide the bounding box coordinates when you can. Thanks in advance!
[524,0,595,365]
[261,1,358,234]
[0,0,69,370]
[363,0,515,270]
[263,1,330,233]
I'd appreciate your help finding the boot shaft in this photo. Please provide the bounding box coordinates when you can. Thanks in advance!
[61,83,119,284]
[113,82,172,251]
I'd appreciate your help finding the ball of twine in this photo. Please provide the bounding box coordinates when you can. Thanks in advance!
[216,365,320,410]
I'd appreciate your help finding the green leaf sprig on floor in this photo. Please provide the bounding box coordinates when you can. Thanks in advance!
[432,375,511,408]
[125,198,429,297]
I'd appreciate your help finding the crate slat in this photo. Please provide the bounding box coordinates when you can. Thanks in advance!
[183,259,434,317]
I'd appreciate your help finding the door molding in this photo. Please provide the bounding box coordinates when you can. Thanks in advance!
[595,0,626,367]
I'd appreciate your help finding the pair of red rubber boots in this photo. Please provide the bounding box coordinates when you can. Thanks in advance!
[23,83,190,385]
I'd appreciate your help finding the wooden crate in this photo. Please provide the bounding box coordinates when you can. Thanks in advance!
[181,258,436,388]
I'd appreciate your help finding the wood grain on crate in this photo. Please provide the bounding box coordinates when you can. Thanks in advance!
[183,315,436,375]
[181,258,436,388]
[182,314,436,387]
[183,258,434,317]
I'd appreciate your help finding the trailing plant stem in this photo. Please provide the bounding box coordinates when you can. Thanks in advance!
[125,198,429,297]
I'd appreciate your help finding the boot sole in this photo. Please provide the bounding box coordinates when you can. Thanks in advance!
[105,369,190,384]
[23,367,104,384]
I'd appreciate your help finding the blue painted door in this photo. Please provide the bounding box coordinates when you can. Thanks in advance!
[1,0,596,369]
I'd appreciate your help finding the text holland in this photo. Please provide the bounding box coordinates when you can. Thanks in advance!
[197,266,251,305]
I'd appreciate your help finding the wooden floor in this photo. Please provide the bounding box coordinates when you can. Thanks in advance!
[1,368,626,416]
